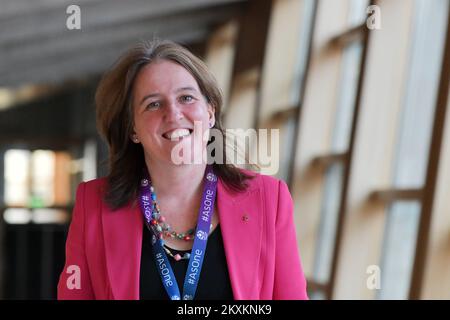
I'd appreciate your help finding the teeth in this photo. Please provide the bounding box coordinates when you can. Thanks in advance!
[164,129,191,140]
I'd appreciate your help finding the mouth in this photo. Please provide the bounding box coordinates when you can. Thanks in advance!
[162,128,193,140]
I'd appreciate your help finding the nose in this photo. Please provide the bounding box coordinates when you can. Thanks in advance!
[163,99,183,122]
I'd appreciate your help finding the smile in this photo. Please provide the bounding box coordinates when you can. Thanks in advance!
[162,128,193,140]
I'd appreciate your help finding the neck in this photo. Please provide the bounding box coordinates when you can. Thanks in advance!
[145,159,207,204]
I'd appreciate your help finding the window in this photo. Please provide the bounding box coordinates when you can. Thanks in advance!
[3,149,72,225]
[305,0,369,299]
[377,0,449,299]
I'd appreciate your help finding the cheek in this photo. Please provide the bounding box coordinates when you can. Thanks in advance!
[134,114,158,136]
[187,103,211,121]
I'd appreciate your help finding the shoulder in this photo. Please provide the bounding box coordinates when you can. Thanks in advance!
[78,177,107,191]
[75,177,108,202]
[234,168,293,224]
[239,168,288,190]
[237,168,291,200]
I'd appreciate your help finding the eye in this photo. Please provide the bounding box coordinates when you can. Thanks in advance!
[180,95,195,103]
[146,101,161,109]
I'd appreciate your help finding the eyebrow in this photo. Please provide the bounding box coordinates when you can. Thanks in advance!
[139,86,198,105]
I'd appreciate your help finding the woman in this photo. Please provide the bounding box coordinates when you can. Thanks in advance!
[57,40,308,300]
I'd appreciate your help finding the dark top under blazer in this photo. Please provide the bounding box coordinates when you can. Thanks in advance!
[140,224,234,300]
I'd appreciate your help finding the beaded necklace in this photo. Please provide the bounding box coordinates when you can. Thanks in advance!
[163,245,191,261]
[147,184,196,261]
[148,185,196,241]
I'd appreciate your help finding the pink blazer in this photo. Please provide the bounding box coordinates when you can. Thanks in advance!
[57,170,308,300]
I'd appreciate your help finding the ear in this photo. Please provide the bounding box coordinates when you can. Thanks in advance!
[130,130,139,143]
[207,103,216,127]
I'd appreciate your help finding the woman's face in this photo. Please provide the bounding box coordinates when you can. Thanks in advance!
[132,60,215,166]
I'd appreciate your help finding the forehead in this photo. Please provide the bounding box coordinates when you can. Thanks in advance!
[133,60,200,94]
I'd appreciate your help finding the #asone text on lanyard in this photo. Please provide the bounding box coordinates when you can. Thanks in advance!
[139,165,218,300]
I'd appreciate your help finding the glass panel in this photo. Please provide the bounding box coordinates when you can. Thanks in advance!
[377,0,448,300]
[4,149,30,206]
[276,116,297,181]
[276,0,316,181]
[393,0,449,188]
[311,2,368,295]
[348,0,371,27]
[313,163,344,284]
[332,40,363,152]
[291,0,316,104]
[31,150,55,207]
[378,201,421,299]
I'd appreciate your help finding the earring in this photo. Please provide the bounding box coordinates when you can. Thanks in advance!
[132,135,139,143]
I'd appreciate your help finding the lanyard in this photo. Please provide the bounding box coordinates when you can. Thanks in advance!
[139,165,218,300]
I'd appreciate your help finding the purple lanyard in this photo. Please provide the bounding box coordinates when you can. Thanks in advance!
[139,165,218,300]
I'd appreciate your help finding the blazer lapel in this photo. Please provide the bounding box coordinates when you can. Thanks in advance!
[102,201,143,300]
[217,179,263,299]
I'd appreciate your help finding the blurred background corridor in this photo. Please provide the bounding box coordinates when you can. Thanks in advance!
[0,0,449,299]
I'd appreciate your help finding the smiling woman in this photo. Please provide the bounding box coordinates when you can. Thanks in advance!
[132,61,213,169]
[57,39,308,300]
[95,40,252,211]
